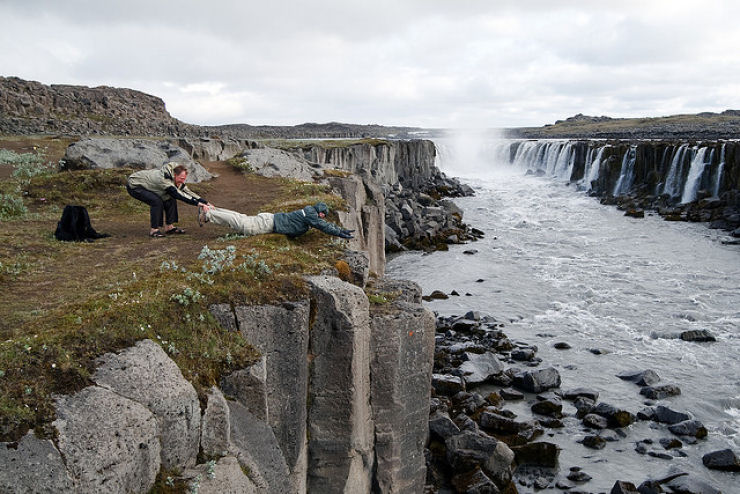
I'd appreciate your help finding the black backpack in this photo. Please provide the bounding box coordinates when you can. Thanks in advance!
[54,205,111,242]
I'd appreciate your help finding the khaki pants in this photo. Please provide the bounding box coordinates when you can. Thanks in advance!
[206,207,275,236]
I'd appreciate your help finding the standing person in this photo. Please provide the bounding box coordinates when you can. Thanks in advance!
[126,162,213,237]
[198,201,354,239]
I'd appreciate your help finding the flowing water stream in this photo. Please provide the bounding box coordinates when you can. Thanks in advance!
[387,137,740,492]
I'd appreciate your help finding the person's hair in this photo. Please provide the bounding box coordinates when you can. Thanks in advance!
[172,165,188,176]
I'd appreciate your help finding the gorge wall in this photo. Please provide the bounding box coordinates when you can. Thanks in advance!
[476,139,740,235]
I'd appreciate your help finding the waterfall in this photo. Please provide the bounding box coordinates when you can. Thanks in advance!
[662,144,690,198]
[584,146,606,191]
[680,147,710,204]
[613,145,637,196]
[713,143,726,197]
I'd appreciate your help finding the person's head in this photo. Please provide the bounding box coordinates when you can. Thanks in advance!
[314,202,329,218]
[172,164,188,186]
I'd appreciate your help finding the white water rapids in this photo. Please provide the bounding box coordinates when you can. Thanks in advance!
[387,136,740,492]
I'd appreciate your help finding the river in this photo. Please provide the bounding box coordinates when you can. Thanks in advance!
[386,137,740,492]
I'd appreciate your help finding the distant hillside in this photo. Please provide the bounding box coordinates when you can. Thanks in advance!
[0,76,423,139]
[506,111,740,139]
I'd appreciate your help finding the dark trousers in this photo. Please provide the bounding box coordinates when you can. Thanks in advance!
[126,185,178,228]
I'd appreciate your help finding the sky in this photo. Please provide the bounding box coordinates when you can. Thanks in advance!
[1,0,739,129]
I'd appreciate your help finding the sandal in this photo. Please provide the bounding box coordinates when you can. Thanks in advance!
[165,227,186,235]
[149,231,166,238]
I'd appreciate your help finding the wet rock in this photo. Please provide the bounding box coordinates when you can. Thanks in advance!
[553,342,572,350]
[640,384,681,400]
[637,407,657,421]
[445,431,515,488]
[429,411,461,441]
[679,329,716,342]
[610,480,639,494]
[510,442,560,467]
[665,473,721,494]
[531,396,563,417]
[567,469,592,482]
[500,388,525,400]
[454,391,487,415]
[459,352,504,385]
[454,414,480,433]
[668,420,708,439]
[433,374,466,396]
[589,347,610,355]
[702,448,740,471]
[451,469,499,493]
[425,290,449,301]
[573,397,596,418]
[580,435,607,450]
[479,410,529,436]
[511,348,536,361]
[563,388,600,401]
[512,367,561,393]
[659,438,683,449]
[582,413,609,429]
[648,450,673,460]
[592,402,635,428]
[616,369,661,386]
[463,249,479,255]
[653,405,691,425]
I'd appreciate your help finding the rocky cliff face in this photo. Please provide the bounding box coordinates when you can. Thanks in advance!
[0,273,435,494]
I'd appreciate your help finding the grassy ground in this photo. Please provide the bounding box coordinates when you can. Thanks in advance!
[0,137,350,442]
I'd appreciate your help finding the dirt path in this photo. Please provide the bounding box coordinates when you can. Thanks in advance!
[1,161,285,335]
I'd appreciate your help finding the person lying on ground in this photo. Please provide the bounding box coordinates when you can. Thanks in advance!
[197,201,354,239]
[126,162,214,238]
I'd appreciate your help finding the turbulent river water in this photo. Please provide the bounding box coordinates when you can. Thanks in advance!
[387,138,740,492]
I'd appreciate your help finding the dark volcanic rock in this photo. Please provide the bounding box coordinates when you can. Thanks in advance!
[653,405,691,425]
[668,420,708,439]
[510,442,559,468]
[581,435,607,450]
[610,480,639,494]
[459,352,504,385]
[591,402,635,428]
[639,384,681,400]
[432,374,466,396]
[665,474,722,494]
[616,369,661,386]
[679,330,717,342]
[702,448,740,471]
[512,368,561,393]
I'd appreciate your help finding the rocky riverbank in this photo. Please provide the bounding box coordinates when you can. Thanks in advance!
[424,310,737,493]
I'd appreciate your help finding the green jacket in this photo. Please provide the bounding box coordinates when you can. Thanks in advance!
[273,203,344,238]
[127,163,206,206]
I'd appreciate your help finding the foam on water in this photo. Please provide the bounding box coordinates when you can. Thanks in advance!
[388,137,740,492]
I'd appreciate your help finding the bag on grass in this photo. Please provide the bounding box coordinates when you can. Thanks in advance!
[54,205,110,242]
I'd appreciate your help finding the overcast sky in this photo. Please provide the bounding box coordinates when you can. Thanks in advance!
[2,0,739,129]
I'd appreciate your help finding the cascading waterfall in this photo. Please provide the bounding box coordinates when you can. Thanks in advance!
[662,144,690,198]
[713,143,726,197]
[680,147,710,203]
[613,145,637,196]
[583,146,604,190]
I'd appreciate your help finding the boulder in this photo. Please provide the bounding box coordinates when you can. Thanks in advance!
[459,352,504,384]
[616,369,661,386]
[591,402,635,428]
[445,431,515,488]
[429,411,461,441]
[639,384,681,400]
[581,435,607,450]
[702,448,740,471]
[512,367,561,393]
[451,469,500,494]
[241,147,320,181]
[53,386,161,494]
[582,413,609,429]
[665,474,721,494]
[531,396,563,417]
[610,480,639,494]
[0,431,75,493]
[562,387,600,401]
[433,374,466,396]
[668,420,708,439]
[93,339,200,470]
[63,138,212,182]
[679,329,716,342]
[653,405,691,425]
[510,442,560,467]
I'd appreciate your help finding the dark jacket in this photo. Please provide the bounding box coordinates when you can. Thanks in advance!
[273,203,344,238]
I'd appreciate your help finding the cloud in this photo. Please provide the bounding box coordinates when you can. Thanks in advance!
[1,0,739,128]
